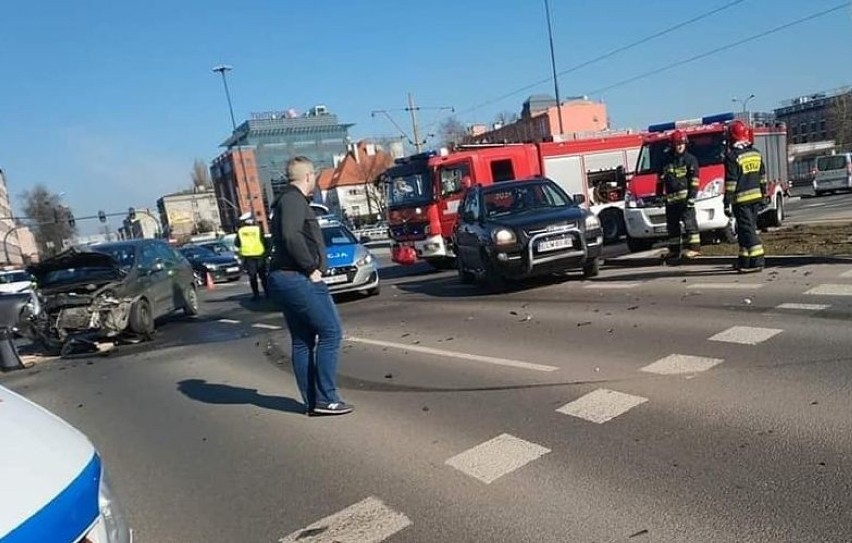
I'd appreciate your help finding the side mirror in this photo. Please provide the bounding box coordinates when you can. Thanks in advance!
[359,235,371,244]
[573,194,587,206]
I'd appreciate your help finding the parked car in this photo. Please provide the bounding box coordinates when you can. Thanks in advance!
[318,215,380,296]
[198,240,242,264]
[813,152,852,196]
[25,239,197,355]
[0,383,132,542]
[453,177,603,290]
[0,269,35,294]
[179,245,242,284]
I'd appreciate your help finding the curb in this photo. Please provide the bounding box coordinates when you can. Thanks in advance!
[604,254,852,268]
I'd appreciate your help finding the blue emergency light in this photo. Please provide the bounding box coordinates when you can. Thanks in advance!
[648,112,735,133]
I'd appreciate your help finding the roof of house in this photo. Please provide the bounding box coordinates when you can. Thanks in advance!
[317,168,336,191]
[322,141,394,191]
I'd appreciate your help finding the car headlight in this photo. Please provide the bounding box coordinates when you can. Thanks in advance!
[84,467,132,543]
[204,263,219,271]
[356,252,374,266]
[491,228,517,245]
[585,214,601,230]
[696,178,724,200]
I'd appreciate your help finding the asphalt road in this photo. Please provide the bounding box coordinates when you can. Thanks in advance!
[4,257,852,542]
[784,191,852,224]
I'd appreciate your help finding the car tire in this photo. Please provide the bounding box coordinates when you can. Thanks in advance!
[626,236,654,253]
[582,258,601,279]
[366,285,380,296]
[482,255,508,293]
[182,285,199,317]
[129,297,155,339]
[457,255,475,285]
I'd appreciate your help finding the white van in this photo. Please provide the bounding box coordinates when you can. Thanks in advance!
[813,152,852,196]
[0,384,132,542]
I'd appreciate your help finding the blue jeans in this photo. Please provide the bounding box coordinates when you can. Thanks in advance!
[267,270,343,410]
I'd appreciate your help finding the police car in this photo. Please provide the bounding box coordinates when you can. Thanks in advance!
[318,215,380,296]
[0,384,132,543]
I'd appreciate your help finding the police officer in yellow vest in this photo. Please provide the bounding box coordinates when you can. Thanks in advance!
[235,212,269,300]
[724,120,767,273]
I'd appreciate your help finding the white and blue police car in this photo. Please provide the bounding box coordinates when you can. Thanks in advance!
[317,215,380,296]
[0,384,131,543]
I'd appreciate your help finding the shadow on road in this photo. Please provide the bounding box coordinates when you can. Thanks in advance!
[177,378,304,414]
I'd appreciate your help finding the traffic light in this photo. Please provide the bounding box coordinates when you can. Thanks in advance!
[98,210,107,223]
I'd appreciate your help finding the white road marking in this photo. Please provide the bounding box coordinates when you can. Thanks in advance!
[445,433,551,484]
[217,319,241,324]
[709,326,783,345]
[775,303,831,312]
[803,203,824,208]
[278,496,411,543]
[806,284,852,296]
[840,270,852,278]
[345,336,559,372]
[687,283,764,290]
[583,282,640,289]
[641,354,724,375]
[252,323,282,330]
[556,388,648,424]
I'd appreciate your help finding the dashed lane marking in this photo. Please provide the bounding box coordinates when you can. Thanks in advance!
[217,319,241,324]
[345,336,559,372]
[774,303,831,312]
[582,282,641,289]
[556,388,648,424]
[709,326,783,345]
[806,284,852,296]
[278,496,411,543]
[445,433,551,484]
[687,283,764,290]
[252,323,282,330]
[641,354,724,375]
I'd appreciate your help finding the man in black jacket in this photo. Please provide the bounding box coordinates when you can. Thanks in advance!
[267,156,353,416]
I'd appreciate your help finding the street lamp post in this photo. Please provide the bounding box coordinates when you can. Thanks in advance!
[732,94,756,121]
[212,64,255,228]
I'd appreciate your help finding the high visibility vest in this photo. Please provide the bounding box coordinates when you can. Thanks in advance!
[237,225,265,257]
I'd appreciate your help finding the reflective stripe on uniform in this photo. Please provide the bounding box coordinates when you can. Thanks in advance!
[688,234,700,244]
[735,188,763,204]
[667,190,689,202]
[748,245,765,257]
[737,151,762,174]
[739,248,750,257]
[237,226,265,257]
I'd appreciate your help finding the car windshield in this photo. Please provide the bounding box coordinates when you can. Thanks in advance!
[200,242,231,255]
[180,246,217,260]
[817,155,847,171]
[94,245,136,270]
[482,182,573,218]
[0,271,31,284]
[322,226,358,246]
[387,170,433,207]
[636,132,727,174]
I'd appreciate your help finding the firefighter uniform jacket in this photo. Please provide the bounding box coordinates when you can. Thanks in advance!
[724,146,766,206]
[660,151,700,204]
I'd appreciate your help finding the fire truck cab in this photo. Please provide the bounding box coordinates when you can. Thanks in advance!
[624,113,788,253]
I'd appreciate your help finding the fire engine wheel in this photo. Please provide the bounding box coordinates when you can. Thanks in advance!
[768,194,784,228]
[599,210,624,244]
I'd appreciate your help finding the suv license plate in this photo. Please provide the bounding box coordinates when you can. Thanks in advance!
[537,238,572,252]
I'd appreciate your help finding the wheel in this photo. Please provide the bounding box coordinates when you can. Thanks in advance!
[182,285,199,317]
[815,190,825,197]
[600,210,624,245]
[457,255,475,284]
[582,258,601,279]
[482,256,508,293]
[626,236,654,253]
[366,285,380,296]
[129,297,155,339]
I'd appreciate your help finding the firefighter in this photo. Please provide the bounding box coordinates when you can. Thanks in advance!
[659,130,701,261]
[724,120,767,273]
[235,212,269,299]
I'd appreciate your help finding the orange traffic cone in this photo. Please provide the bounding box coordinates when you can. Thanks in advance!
[205,272,215,290]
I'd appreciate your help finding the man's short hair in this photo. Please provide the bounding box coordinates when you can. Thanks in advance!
[287,156,314,183]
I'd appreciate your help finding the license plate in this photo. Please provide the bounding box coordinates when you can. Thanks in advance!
[653,226,667,234]
[323,275,348,285]
[537,237,572,252]
[226,267,240,273]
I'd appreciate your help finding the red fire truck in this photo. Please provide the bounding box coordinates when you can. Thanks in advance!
[624,113,789,253]
[385,133,644,267]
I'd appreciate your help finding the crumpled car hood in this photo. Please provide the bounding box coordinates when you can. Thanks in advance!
[27,247,123,287]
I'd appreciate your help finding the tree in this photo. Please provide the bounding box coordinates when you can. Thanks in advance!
[191,159,213,190]
[437,116,468,148]
[494,111,520,126]
[828,91,852,149]
[21,185,76,257]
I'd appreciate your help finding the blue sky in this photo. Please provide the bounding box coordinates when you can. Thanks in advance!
[0,0,849,233]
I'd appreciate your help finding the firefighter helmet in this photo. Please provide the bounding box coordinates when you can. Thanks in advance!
[728,120,750,143]
[670,130,688,145]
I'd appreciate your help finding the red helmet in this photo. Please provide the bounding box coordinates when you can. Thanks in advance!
[728,120,750,143]
[670,130,688,145]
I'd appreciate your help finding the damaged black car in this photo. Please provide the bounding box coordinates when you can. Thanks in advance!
[25,239,198,356]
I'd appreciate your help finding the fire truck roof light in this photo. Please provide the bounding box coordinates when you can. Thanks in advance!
[648,112,736,133]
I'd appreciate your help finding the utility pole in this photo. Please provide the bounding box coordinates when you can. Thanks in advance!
[372,95,453,153]
[407,93,423,153]
[544,0,564,135]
